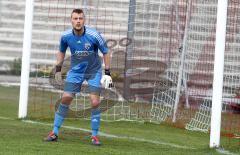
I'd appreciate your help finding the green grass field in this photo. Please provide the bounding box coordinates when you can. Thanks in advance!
[0,85,239,155]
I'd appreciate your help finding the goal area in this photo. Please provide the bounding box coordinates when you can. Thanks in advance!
[4,0,239,149]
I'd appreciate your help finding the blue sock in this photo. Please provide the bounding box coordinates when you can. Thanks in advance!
[53,103,69,135]
[91,108,101,136]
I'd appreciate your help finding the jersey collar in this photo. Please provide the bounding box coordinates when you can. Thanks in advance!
[72,26,86,36]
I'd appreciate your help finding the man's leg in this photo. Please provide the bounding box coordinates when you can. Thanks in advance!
[45,92,73,141]
[90,93,101,145]
[90,94,101,136]
[87,70,102,145]
[53,93,73,135]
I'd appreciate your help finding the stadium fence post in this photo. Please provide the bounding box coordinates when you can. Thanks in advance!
[123,0,136,101]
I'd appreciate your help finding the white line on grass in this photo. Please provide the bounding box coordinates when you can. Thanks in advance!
[0,116,14,120]
[0,116,237,154]
[22,119,194,150]
[216,148,238,155]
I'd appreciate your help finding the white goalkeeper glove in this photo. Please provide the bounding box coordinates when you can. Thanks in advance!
[54,65,63,85]
[101,69,114,89]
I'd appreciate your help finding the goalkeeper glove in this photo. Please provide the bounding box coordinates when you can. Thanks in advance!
[101,69,113,89]
[54,65,63,85]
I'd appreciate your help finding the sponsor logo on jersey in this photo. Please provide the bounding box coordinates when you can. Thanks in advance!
[74,50,89,57]
[85,43,91,50]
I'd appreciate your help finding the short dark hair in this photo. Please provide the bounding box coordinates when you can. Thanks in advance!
[71,9,84,17]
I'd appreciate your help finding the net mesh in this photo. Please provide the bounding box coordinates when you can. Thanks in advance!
[27,0,131,120]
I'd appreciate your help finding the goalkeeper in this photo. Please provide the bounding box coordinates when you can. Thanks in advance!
[44,9,113,145]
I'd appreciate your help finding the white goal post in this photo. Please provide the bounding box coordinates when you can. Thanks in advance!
[18,0,34,119]
[210,0,228,148]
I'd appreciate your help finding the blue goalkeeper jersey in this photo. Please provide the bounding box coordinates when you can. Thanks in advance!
[59,26,108,83]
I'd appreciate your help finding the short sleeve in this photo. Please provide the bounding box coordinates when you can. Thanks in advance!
[96,32,109,54]
[59,35,68,53]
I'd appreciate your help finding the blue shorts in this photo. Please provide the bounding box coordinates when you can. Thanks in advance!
[64,70,102,95]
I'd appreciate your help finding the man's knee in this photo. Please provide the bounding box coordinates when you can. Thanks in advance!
[61,92,74,105]
[91,99,100,108]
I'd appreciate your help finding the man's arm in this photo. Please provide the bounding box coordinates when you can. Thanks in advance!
[101,51,113,88]
[103,52,111,70]
[54,51,65,85]
[56,51,65,67]
[55,51,65,73]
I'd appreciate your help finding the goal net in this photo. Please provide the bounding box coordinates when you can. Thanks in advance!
[26,0,131,120]
[25,0,240,148]
[26,0,183,121]
[150,0,240,148]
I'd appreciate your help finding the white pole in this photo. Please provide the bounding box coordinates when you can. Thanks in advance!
[18,0,34,118]
[210,0,228,148]
[172,0,192,122]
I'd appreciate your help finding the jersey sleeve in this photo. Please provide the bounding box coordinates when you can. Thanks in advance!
[59,35,68,53]
[96,32,109,54]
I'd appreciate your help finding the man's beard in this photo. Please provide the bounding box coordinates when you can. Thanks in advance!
[74,27,83,32]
